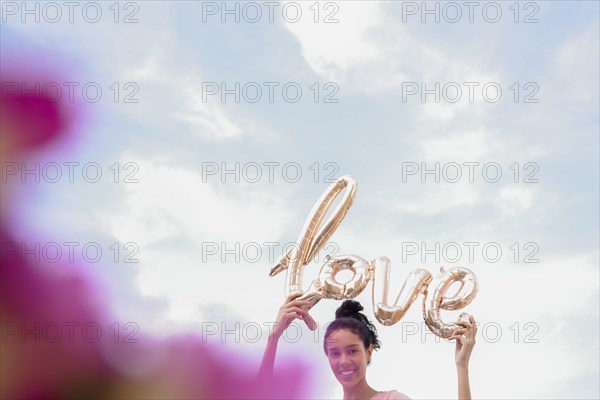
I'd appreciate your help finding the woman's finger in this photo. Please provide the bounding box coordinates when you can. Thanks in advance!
[285,306,309,317]
[292,299,312,306]
[303,313,317,331]
[455,321,477,336]
[281,312,300,323]
[282,303,305,312]
[285,293,303,303]
[286,300,311,310]
[281,308,308,321]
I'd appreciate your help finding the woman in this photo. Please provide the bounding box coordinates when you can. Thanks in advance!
[258,294,477,400]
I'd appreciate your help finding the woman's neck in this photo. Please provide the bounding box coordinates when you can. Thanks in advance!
[342,380,378,400]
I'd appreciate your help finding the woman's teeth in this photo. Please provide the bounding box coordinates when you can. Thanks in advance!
[340,370,355,376]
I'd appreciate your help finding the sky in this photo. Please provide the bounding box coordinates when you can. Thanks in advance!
[1,1,599,399]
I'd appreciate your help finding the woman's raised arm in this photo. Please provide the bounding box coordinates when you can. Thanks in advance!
[257,293,312,380]
[449,315,477,400]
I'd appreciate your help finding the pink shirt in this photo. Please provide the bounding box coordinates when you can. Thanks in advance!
[370,390,412,400]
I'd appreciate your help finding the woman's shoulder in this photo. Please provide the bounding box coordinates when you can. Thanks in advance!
[370,389,412,400]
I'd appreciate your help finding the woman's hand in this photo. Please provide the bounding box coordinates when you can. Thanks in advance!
[271,293,314,341]
[450,314,477,369]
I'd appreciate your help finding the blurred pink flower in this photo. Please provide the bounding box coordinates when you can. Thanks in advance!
[1,61,312,399]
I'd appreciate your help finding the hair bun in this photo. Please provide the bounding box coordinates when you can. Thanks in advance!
[327,299,382,354]
[335,299,364,319]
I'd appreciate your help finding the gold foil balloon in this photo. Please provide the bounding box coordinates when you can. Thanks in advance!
[269,175,358,291]
[317,254,371,300]
[269,175,358,329]
[285,254,372,328]
[287,254,371,330]
[422,267,479,339]
[371,257,433,326]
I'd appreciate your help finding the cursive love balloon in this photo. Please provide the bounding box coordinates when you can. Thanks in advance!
[269,176,479,339]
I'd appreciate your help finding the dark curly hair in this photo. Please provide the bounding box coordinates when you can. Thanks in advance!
[323,300,381,364]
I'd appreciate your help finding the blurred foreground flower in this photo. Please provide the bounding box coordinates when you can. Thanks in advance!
[0,62,311,399]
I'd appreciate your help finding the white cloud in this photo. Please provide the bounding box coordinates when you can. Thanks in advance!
[104,158,294,331]
[172,83,243,140]
[389,182,481,215]
[421,130,492,161]
[495,186,535,215]
[283,1,383,79]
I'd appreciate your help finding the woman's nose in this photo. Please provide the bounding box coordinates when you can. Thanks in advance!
[340,353,350,365]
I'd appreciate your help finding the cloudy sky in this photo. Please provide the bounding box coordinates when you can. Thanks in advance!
[2,1,599,399]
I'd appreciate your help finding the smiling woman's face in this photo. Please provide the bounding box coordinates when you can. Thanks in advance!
[325,329,373,389]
